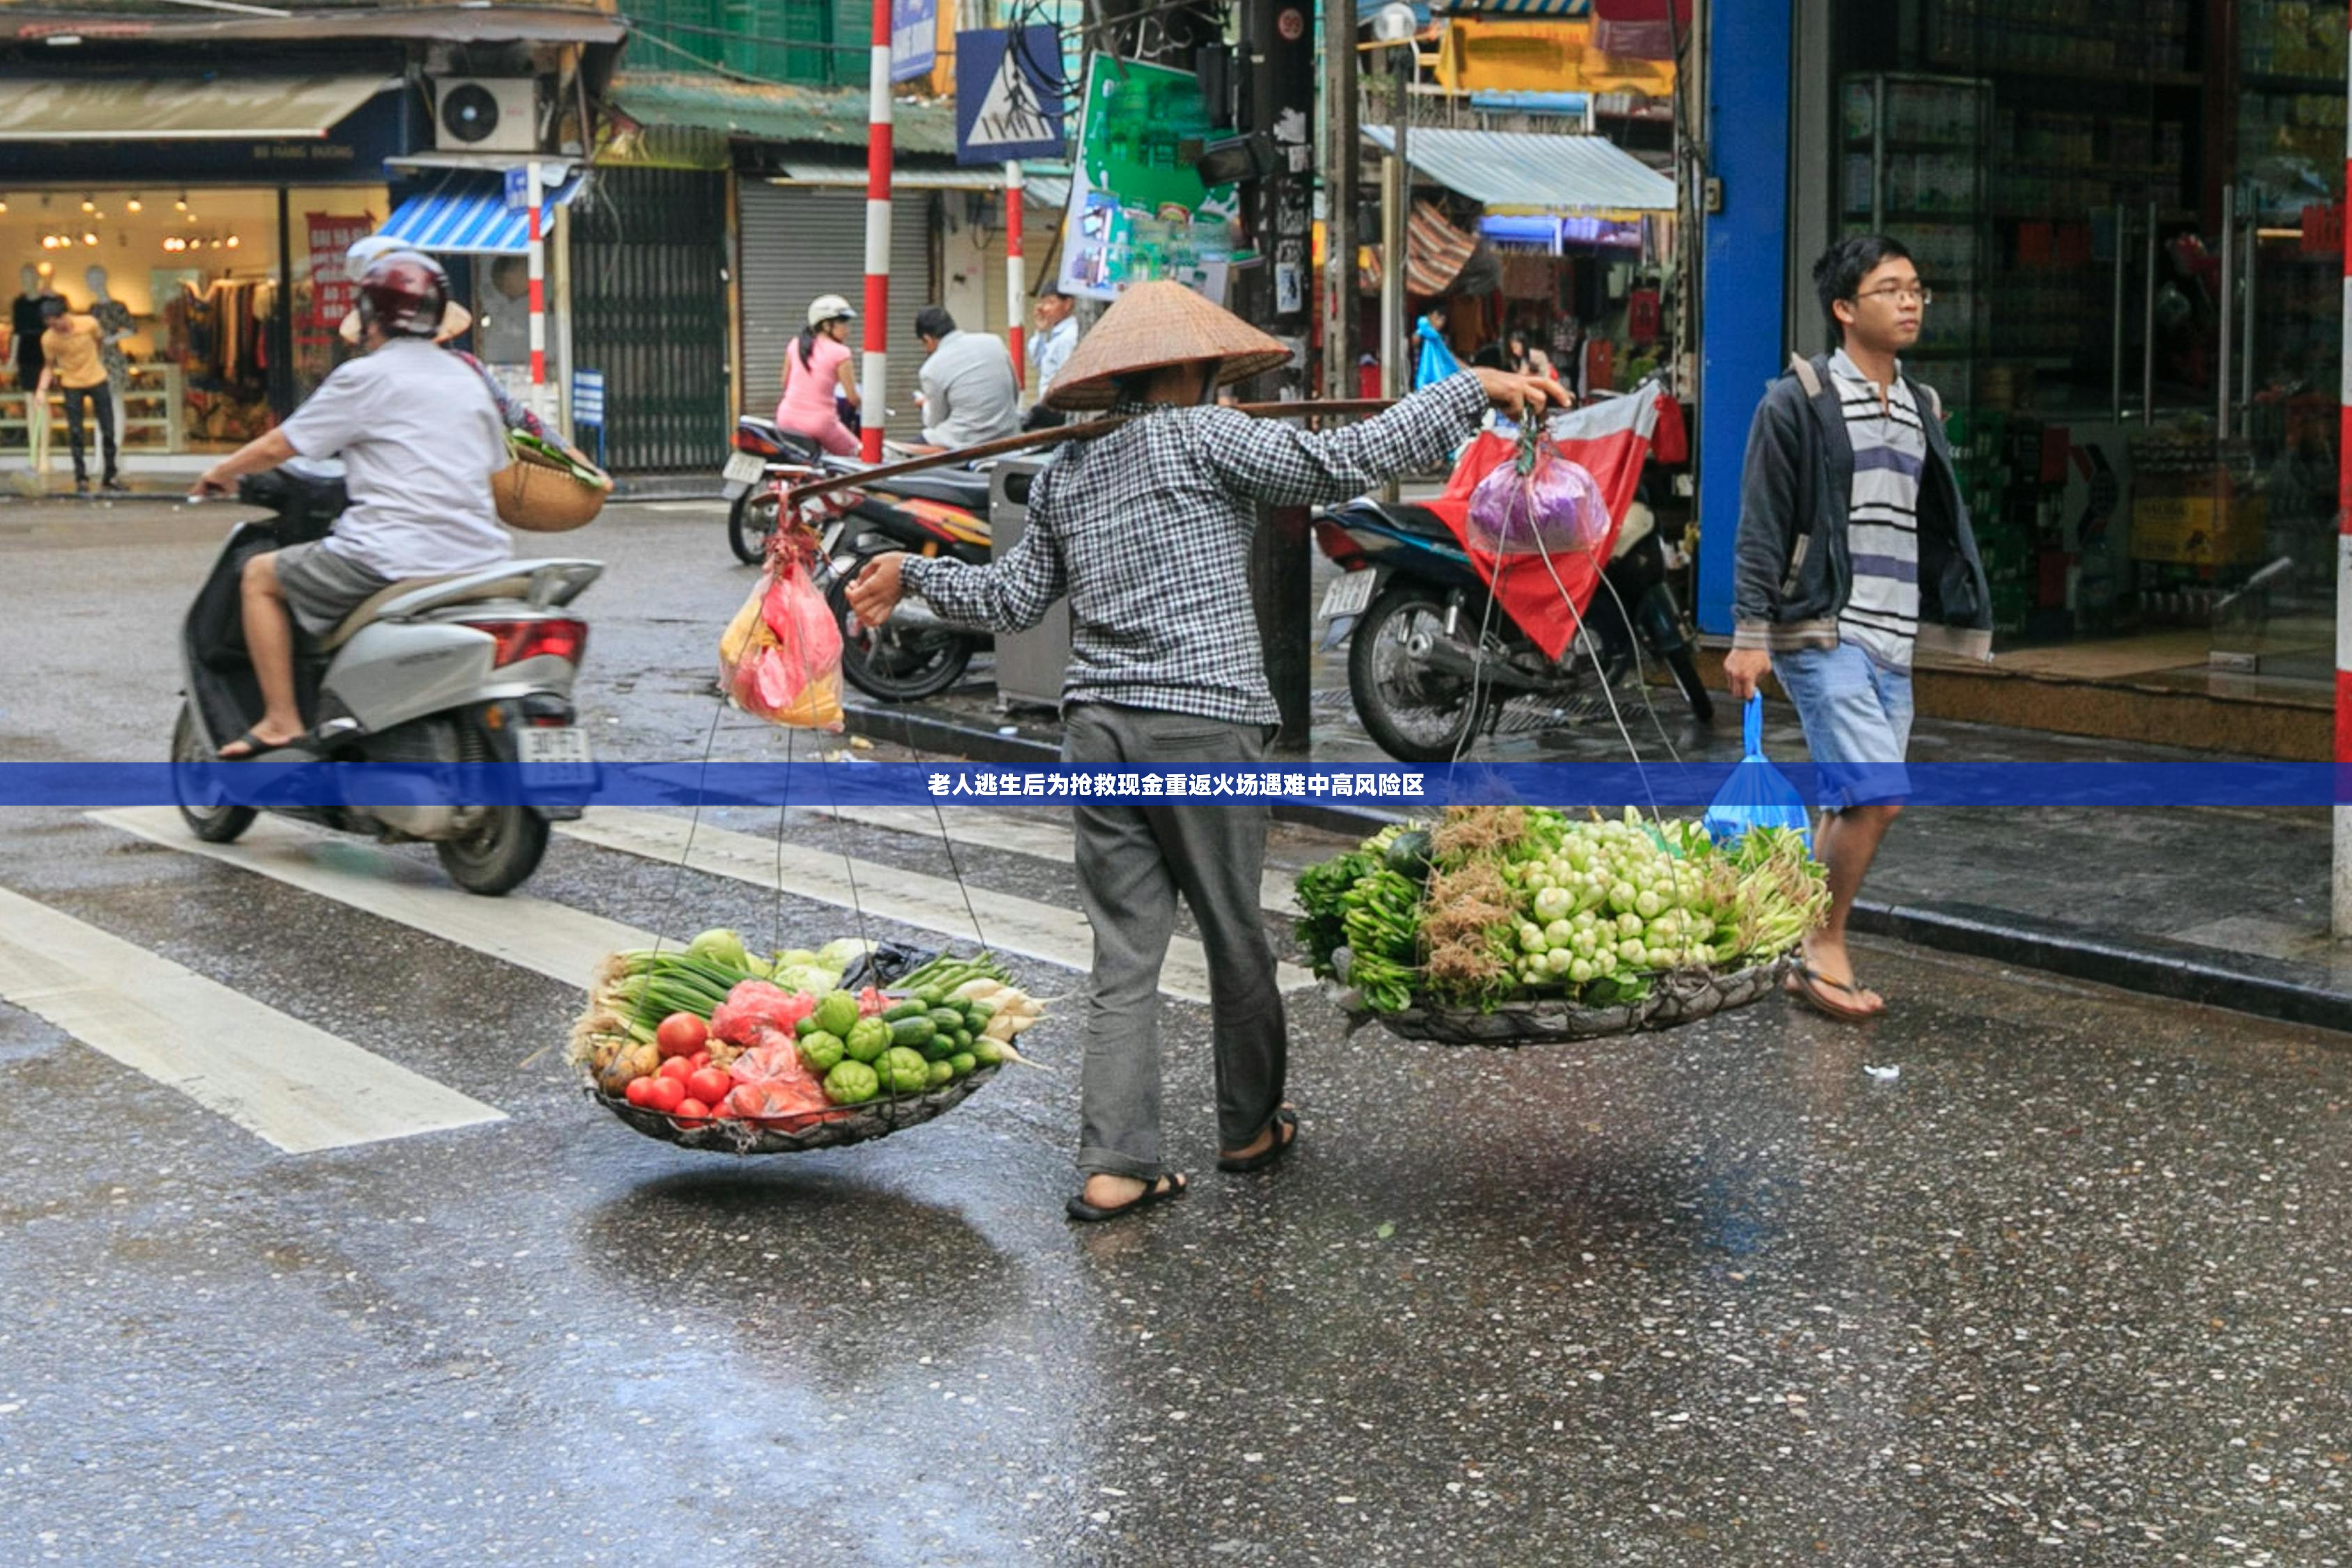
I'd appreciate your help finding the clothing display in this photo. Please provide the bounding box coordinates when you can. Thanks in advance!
[91,297,133,396]
[11,291,59,385]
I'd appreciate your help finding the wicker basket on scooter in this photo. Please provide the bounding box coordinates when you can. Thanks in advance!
[1331,953,1799,1047]
[582,1066,1003,1155]
[495,438,612,532]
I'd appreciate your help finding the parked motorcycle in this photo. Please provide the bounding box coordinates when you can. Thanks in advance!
[174,461,602,896]
[821,468,995,702]
[1314,481,1712,763]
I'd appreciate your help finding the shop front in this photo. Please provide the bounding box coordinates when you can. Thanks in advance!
[0,77,415,469]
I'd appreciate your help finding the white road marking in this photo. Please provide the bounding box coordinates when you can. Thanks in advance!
[0,884,503,1154]
[558,808,1314,1004]
[803,802,1304,916]
[90,808,652,988]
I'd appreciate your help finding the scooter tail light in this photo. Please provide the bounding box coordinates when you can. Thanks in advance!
[733,429,779,456]
[1313,519,1367,569]
[465,618,588,667]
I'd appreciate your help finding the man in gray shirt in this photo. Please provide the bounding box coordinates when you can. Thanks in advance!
[912,305,1018,450]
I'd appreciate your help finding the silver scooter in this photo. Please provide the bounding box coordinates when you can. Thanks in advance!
[173,460,603,896]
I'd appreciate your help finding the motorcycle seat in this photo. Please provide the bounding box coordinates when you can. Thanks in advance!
[1359,498,1458,539]
[881,469,992,509]
[318,560,600,652]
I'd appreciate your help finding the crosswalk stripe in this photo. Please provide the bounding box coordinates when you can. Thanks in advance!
[804,802,1304,916]
[0,883,503,1153]
[557,808,1315,1004]
[91,808,654,989]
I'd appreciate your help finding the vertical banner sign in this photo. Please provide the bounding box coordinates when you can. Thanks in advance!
[1058,53,1242,302]
[304,213,376,330]
[2334,0,2352,934]
[955,25,1068,164]
[891,0,936,84]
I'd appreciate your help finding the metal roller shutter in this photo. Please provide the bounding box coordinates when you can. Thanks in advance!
[569,167,731,472]
[737,182,933,431]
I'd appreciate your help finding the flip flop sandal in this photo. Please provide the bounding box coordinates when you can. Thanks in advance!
[1217,1107,1299,1174]
[1065,1171,1188,1224]
[217,728,280,762]
[1785,965,1884,1023]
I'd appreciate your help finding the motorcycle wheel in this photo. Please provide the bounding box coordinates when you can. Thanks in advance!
[171,701,257,844]
[824,565,974,702]
[435,807,549,897]
[1665,647,1715,723]
[1347,581,1497,763]
[728,489,779,565]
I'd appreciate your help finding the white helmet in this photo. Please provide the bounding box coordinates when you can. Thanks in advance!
[346,234,402,271]
[807,293,856,328]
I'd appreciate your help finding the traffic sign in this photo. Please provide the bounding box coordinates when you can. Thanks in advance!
[955,26,1067,166]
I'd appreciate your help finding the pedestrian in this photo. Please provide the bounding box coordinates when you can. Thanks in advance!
[31,298,121,494]
[1506,328,1557,383]
[910,305,1018,451]
[777,293,862,456]
[1021,286,1080,431]
[1720,236,1992,1021]
[845,281,1564,1220]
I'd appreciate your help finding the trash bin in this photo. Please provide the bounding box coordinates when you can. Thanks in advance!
[991,457,1071,710]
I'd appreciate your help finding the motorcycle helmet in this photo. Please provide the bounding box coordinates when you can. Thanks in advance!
[807,293,856,328]
[357,250,453,340]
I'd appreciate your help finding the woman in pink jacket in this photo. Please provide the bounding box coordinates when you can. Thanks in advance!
[777,293,861,456]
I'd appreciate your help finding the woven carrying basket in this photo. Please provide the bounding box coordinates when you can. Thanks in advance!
[1337,954,1800,1047]
[585,1063,1002,1155]
[496,445,611,532]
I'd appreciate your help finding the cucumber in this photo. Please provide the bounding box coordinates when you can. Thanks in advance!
[889,1016,937,1049]
[881,999,928,1023]
[953,1029,973,1051]
[926,1007,965,1033]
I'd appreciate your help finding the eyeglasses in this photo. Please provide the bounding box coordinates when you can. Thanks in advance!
[1855,284,1933,307]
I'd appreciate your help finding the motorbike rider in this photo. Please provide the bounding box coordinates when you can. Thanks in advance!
[190,251,512,760]
[777,293,862,456]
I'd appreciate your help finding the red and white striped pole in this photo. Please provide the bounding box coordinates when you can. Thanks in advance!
[1007,159,1027,392]
[2337,0,2352,937]
[526,160,546,394]
[860,0,894,463]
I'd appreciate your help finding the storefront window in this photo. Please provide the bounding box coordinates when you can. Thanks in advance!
[1826,1,2344,695]
[287,186,389,404]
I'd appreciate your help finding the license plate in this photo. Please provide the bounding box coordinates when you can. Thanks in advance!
[722,452,768,486]
[1318,569,1377,620]
[518,725,595,787]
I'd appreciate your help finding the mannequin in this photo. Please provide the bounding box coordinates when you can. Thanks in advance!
[11,264,49,390]
[85,266,132,471]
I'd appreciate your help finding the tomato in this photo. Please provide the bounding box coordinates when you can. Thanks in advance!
[641,1075,687,1114]
[674,1097,711,1128]
[689,1052,712,1071]
[657,1056,696,1084]
[686,1067,732,1106]
[655,1012,709,1059]
[623,1076,658,1108]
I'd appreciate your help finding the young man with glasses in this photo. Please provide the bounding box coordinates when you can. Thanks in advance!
[1721,236,1992,1021]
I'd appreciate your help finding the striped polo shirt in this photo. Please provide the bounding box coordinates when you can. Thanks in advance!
[1828,348,1926,669]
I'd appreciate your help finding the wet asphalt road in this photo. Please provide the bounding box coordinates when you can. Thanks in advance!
[3,500,2352,1566]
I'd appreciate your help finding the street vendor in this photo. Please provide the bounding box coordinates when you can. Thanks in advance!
[846,280,1564,1223]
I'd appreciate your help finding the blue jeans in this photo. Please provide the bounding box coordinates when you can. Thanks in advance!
[1771,641,1913,810]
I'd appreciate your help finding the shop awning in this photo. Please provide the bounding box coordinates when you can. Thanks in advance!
[0,75,392,143]
[772,161,1071,208]
[1362,125,1674,214]
[376,171,586,257]
[607,72,959,158]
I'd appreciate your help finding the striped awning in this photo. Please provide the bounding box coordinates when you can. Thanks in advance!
[375,170,584,256]
[1432,0,1594,14]
[773,161,1072,208]
[1364,125,1674,214]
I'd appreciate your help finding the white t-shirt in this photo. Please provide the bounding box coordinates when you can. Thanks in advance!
[280,339,513,580]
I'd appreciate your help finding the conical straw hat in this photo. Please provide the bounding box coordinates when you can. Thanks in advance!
[1045,279,1292,410]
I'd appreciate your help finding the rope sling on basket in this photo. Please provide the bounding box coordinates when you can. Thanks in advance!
[567,510,1046,1154]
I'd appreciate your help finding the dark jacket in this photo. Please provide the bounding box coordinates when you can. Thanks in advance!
[1731,353,1992,662]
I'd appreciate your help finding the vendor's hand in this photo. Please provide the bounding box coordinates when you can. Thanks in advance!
[1723,647,1773,703]
[190,467,236,500]
[846,552,909,629]
[1469,367,1573,421]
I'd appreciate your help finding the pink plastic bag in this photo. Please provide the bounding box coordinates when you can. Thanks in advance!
[718,546,844,730]
[1463,436,1612,559]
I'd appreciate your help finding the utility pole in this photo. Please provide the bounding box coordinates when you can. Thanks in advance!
[1321,0,1359,401]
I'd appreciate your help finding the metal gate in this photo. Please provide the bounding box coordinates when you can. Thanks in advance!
[737,182,933,425]
[570,167,731,472]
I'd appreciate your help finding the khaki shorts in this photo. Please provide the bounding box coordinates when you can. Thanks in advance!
[274,540,396,640]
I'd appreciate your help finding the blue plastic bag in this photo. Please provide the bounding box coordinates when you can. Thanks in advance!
[1704,694,1813,851]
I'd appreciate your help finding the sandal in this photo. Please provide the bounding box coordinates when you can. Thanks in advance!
[1217,1107,1299,1174]
[1065,1171,1188,1224]
[1785,965,1884,1022]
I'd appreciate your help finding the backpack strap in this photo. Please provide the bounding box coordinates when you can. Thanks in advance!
[1918,380,1944,422]
[1786,352,1823,399]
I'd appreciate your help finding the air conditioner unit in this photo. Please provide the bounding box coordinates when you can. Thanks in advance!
[432,77,537,154]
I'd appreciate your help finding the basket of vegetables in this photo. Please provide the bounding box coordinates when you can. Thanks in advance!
[494,433,613,533]
[570,929,1046,1155]
[1297,806,1826,1047]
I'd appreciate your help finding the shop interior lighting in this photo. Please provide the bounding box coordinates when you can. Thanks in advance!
[79,196,94,213]
[174,194,188,212]
[0,198,10,214]
[125,197,142,213]
[81,232,97,246]
[225,235,240,248]
[35,262,51,277]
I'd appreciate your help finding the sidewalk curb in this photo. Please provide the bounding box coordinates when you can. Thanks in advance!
[841,699,2352,1035]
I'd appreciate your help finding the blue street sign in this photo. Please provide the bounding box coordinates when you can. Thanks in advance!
[571,369,605,423]
[503,165,530,210]
[891,0,936,84]
[955,26,1067,166]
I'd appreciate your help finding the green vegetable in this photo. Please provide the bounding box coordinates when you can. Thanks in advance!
[823,1059,880,1104]
[878,1046,930,1095]
[843,1016,892,1063]
[881,999,929,1023]
[816,937,873,971]
[889,1015,937,1050]
[947,1052,977,1079]
[1384,829,1435,880]
[926,1059,954,1089]
[814,990,862,1038]
[797,1031,846,1075]
[687,928,750,971]
[970,1039,1005,1067]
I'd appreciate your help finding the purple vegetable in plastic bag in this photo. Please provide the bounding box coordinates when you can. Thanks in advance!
[1464,437,1611,558]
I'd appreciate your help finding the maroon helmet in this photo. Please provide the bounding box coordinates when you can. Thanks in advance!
[356,250,451,339]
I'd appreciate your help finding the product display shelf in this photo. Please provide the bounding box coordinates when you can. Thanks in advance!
[0,362,185,454]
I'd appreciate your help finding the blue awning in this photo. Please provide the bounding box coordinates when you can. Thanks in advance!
[376,170,583,256]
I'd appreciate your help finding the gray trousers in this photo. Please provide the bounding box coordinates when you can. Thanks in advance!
[1064,703,1286,1181]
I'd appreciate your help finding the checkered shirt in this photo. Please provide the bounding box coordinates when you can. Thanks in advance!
[902,371,1490,725]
